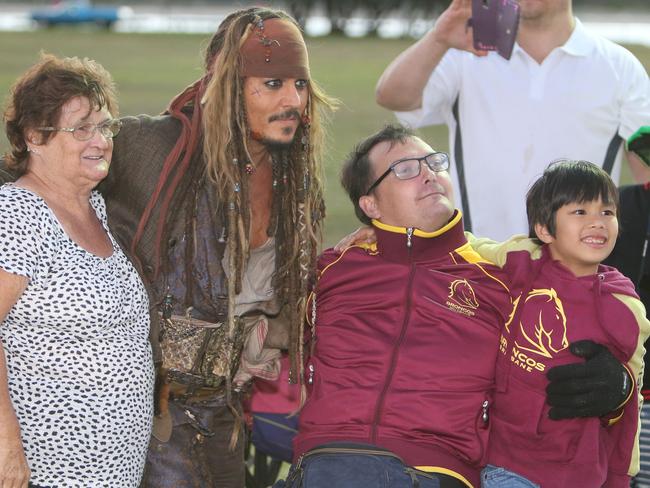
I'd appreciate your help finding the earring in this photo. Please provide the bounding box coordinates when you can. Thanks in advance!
[301,96,311,154]
[301,114,311,152]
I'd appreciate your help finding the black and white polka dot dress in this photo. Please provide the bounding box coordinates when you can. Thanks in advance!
[0,184,154,488]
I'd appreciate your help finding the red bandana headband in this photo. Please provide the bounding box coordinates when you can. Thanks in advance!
[240,17,310,79]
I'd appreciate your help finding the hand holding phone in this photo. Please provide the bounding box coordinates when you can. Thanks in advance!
[471,0,520,60]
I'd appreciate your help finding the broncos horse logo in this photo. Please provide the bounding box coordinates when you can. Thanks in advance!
[448,279,479,309]
[515,288,569,358]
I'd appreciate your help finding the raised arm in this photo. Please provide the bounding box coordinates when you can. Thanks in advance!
[375,0,486,111]
[0,268,30,488]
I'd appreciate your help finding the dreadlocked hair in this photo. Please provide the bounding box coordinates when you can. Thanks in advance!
[201,7,336,396]
[132,9,337,443]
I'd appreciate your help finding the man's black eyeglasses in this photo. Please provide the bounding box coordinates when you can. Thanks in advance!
[365,152,450,195]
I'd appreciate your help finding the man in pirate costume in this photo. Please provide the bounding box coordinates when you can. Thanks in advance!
[99,8,335,487]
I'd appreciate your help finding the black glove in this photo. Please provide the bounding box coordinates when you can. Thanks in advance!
[545,340,632,420]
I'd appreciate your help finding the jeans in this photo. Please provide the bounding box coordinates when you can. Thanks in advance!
[273,443,459,488]
[481,465,539,488]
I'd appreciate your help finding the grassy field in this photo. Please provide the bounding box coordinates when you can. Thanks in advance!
[0,30,648,246]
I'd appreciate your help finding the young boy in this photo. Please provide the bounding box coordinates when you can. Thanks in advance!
[473,160,650,487]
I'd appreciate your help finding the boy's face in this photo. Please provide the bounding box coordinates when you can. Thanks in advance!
[535,198,618,277]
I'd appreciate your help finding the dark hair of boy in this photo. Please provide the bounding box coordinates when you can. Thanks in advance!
[526,159,620,242]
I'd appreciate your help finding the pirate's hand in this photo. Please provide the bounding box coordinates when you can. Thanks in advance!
[545,340,632,420]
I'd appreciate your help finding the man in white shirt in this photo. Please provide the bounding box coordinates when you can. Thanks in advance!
[376,0,650,241]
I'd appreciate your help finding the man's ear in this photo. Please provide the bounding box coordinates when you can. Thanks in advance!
[359,195,380,220]
[534,223,554,244]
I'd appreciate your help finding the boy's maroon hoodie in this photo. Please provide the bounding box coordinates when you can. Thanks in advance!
[484,242,649,488]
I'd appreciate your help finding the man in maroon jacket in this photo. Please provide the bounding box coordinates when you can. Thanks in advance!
[284,124,511,488]
[274,124,636,488]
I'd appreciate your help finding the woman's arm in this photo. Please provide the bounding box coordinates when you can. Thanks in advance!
[0,268,30,488]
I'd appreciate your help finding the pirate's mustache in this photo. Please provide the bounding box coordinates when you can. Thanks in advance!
[268,109,302,123]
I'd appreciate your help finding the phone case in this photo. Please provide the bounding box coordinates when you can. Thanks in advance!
[496,0,520,59]
[471,0,499,51]
[471,0,520,60]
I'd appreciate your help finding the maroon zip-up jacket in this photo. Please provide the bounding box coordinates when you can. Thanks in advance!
[295,212,513,487]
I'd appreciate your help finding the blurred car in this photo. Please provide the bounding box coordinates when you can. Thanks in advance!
[30,1,132,29]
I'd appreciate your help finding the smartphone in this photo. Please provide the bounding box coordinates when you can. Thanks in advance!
[471,0,520,60]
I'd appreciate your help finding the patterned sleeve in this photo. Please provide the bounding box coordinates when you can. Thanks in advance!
[90,191,108,224]
[0,188,51,279]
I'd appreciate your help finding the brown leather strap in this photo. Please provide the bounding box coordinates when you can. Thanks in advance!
[168,380,225,400]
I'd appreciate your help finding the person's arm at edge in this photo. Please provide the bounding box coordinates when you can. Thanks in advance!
[0,268,30,488]
[617,40,650,184]
[375,0,486,111]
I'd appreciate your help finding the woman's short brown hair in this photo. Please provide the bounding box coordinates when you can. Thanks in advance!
[3,53,118,175]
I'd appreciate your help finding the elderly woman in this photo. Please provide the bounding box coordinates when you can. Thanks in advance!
[0,55,153,487]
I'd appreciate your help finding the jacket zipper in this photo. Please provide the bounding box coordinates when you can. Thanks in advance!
[475,397,490,463]
[481,399,489,424]
[371,232,415,443]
